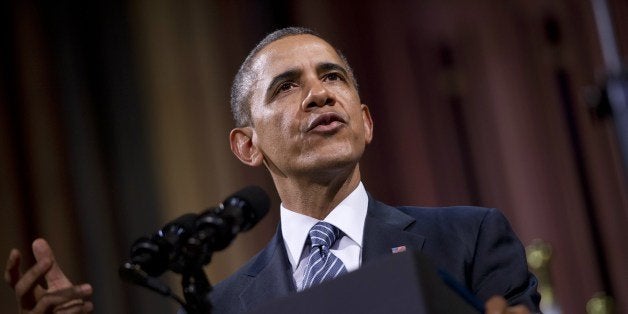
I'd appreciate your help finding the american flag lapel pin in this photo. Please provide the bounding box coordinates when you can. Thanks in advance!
[391,245,406,254]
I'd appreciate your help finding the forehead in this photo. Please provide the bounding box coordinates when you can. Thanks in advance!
[250,34,345,81]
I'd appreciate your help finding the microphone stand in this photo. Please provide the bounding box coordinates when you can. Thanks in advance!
[181,267,212,314]
[120,254,214,314]
[179,235,215,314]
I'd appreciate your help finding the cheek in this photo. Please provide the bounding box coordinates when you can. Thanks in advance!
[254,112,293,146]
[257,101,300,133]
[329,82,359,98]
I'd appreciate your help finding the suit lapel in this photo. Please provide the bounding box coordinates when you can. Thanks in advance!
[237,197,426,311]
[362,196,426,264]
[239,226,296,312]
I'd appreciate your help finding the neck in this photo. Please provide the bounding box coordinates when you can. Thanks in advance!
[272,165,362,220]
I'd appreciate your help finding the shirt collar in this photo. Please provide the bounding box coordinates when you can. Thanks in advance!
[280,182,369,270]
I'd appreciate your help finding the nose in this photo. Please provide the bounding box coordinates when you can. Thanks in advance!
[301,80,334,110]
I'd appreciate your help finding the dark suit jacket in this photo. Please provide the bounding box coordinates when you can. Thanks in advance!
[209,196,540,313]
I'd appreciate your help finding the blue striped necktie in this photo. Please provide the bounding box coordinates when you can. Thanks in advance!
[301,221,348,289]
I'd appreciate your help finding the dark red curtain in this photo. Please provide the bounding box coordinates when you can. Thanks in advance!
[1,1,626,313]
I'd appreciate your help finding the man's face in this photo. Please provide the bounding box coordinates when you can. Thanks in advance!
[232,34,373,178]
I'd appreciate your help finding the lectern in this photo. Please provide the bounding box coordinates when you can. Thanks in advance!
[248,251,480,314]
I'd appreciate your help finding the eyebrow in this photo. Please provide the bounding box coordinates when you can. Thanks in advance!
[317,62,349,78]
[266,68,301,96]
[265,62,350,100]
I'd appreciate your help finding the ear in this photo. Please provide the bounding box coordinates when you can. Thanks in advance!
[229,127,264,167]
[361,104,374,144]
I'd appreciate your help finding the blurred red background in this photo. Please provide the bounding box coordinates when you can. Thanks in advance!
[1,1,626,313]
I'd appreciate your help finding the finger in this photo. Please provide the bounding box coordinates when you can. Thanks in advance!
[53,299,88,314]
[53,301,94,314]
[83,301,94,313]
[5,249,22,288]
[55,301,94,314]
[53,300,94,314]
[30,284,93,313]
[32,238,72,288]
[484,295,508,314]
[14,257,52,299]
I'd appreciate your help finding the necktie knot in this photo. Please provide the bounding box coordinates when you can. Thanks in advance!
[309,221,341,253]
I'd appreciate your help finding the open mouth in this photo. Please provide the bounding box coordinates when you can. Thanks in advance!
[306,112,346,133]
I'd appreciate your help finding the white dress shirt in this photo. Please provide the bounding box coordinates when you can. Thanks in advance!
[280,182,369,291]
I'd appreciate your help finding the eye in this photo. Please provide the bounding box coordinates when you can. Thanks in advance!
[277,81,297,93]
[323,72,345,82]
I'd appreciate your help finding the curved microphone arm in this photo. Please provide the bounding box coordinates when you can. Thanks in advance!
[118,262,187,307]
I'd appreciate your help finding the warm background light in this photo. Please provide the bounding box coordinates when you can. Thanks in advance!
[1,1,627,313]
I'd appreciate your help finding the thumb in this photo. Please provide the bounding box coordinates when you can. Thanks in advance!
[31,238,71,289]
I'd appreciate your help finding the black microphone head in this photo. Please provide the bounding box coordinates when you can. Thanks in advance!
[130,213,198,276]
[161,213,198,234]
[222,185,270,231]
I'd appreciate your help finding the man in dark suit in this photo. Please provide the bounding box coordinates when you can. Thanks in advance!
[221,26,539,313]
[5,27,539,313]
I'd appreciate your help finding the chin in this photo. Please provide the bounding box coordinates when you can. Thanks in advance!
[302,152,361,173]
[295,141,364,170]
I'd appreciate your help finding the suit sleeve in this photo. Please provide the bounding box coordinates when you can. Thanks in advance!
[470,208,541,311]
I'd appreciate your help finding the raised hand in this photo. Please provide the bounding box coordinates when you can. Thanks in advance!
[5,238,93,313]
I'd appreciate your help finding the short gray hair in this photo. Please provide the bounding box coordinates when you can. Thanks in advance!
[230,27,358,127]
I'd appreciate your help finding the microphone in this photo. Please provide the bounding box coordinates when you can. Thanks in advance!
[121,186,270,278]
[191,185,270,254]
[221,185,270,232]
[119,186,270,312]
[129,213,199,276]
